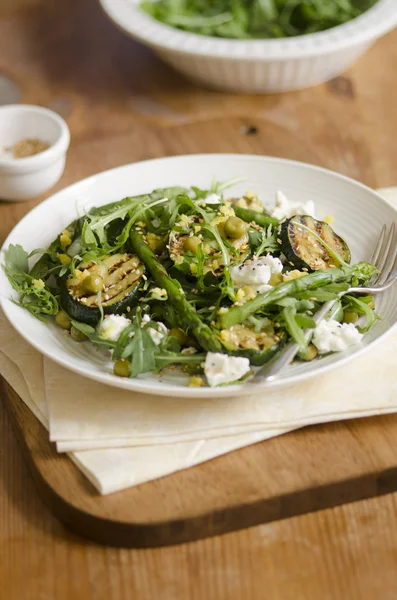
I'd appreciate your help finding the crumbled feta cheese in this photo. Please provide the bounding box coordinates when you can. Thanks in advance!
[270,190,316,221]
[98,315,131,341]
[230,254,283,288]
[141,314,168,345]
[148,323,168,345]
[149,287,168,300]
[204,193,221,204]
[181,347,197,355]
[260,254,283,275]
[312,320,363,354]
[204,353,250,387]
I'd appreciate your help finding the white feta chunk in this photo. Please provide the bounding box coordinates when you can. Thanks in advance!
[230,254,283,288]
[204,353,250,387]
[181,347,197,355]
[142,314,168,345]
[312,319,363,354]
[271,190,316,221]
[203,193,221,204]
[98,315,131,341]
[260,254,283,275]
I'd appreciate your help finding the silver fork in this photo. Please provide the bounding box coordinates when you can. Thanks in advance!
[251,223,397,384]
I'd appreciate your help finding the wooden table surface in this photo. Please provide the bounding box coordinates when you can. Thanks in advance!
[2,1,397,598]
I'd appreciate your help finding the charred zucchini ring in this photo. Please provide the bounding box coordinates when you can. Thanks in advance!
[60,253,145,325]
[220,324,283,366]
[280,215,351,271]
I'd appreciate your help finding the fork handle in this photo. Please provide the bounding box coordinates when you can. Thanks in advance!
[251,299,337,384]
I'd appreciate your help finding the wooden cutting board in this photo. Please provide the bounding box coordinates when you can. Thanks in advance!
[2,116,397,548]
[4,379,397,549]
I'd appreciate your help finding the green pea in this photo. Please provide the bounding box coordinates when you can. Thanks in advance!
[168,328,188,345]
[114,359,131,378]
[70,326,88,342]
[55,309,72,330]
[82,274,104,294]
[184,236,201,254]
[224,217,247,239]
[343,311,359,324]
[301,344,318,361]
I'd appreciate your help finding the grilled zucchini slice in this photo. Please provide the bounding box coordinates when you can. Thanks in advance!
[60,253,145,325]
[220,324,283,366]
[170,230,249,277]
[280,215,351,271]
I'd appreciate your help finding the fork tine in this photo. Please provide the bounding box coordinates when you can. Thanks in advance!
[373,224,394,277]
[376,223,397,286]
[382,242,397,287]
[369,225,388,285]
[370,224,386,265]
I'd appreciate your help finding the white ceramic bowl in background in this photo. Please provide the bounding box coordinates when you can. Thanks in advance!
[1,154,397,398]
[0,105,70,202]
[99,0,397,93]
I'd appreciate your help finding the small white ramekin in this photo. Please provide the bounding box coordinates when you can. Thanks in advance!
[100,0,397,93]
[0,105,70,202]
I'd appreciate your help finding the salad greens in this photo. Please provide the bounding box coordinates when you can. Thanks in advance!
[140,0,377,40]
[4,181,378,387]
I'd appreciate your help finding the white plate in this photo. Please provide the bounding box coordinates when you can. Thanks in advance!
[1,154,397,398]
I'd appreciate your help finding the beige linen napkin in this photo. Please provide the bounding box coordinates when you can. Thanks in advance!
[0,310,291,493]
[0,341,288,493]
[47,338,397,452]
[0,187,396,494]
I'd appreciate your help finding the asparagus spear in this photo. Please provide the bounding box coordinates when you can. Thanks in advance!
[130,230,223,353]
[233,206,279,228]
[219,266,352,329]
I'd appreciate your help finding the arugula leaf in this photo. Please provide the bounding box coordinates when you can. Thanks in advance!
[342,295,379,332]
[327,299,343,322]
[282,305,306,347]
[71,320,116,348]
[6,243,29,274]
[294,281,350,302]
[4,244,58,321]
[252,225,279,257]
[112,312,159,376]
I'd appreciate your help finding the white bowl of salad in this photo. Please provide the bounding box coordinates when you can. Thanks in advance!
[1,154,397,398]
[99,0,397,93]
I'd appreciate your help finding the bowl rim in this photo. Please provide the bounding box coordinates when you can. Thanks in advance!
[0,104,70,172]
[1,152,397,398]
[99,0,397,60]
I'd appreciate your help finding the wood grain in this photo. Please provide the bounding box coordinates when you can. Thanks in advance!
[5,375,397,550]
[2,0,397,596]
